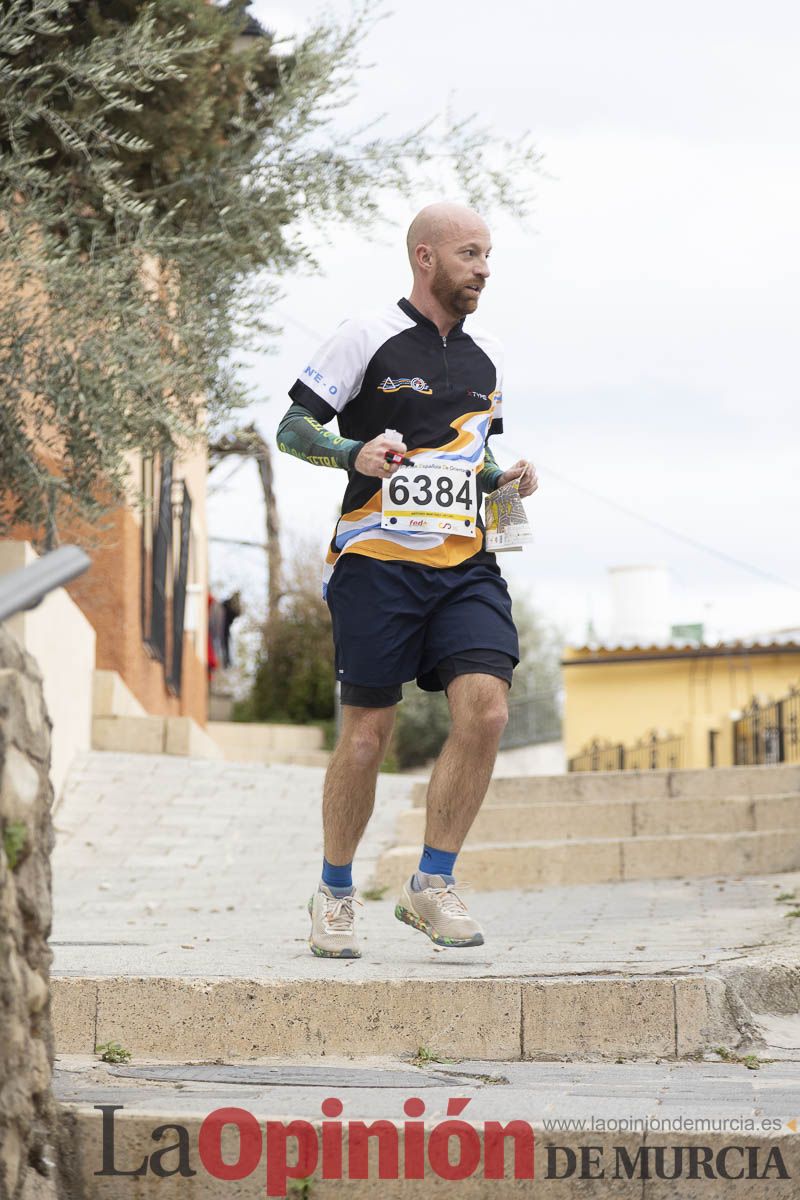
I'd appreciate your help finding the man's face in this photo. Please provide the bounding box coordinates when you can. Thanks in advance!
[429,223,492,319]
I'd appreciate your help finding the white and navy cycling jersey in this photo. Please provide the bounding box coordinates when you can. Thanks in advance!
[288,297,505,593]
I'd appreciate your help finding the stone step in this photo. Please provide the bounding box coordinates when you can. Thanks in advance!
[89,718,330,768]
[395,794,800,845]
[205,720,326,762]
[375,828,800,891]
[51,971,737,1064]
[411,763,800,807]
[53,1054,800,1198]
[91,715,225,761]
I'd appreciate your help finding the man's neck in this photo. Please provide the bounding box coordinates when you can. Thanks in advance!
[406,287,461,338]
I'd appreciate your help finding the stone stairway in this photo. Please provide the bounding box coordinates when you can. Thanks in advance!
[374,764,800,890]
[49,752,800,1197]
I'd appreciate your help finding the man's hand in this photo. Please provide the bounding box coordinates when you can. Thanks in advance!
[354,433,408,478]
[498,459,538,498]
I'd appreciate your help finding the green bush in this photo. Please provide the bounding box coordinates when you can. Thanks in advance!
[393,689,451,769]
[2,820,28,871]
[238,544,335,725]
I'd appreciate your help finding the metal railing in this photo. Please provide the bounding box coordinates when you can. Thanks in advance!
[332,684,562,752]
[0,546,90,623]
[500,689,562,750]
[734,688,800,766]
[569,730,684,773]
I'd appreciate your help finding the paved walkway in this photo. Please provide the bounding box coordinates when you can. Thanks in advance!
[51,752,800,985]
[54,1053,800,1126]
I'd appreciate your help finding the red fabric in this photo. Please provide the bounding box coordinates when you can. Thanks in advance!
[207,592,218,678]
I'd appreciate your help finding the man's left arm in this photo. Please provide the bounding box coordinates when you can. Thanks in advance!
[480,442,538,497]
[479,441,504,493]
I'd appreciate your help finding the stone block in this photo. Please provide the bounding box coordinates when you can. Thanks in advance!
[91,716,165,755]
[754,795,800,830]
[92,977,522,1061]
[50,978,98,1055]
[0,669,50,761]
[1,744,44,830]
[632,796,754,837]
[523,977,677,1059]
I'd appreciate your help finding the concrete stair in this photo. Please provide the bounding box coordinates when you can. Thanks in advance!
[49,754,800,1194]
[206,719,330,767]
[50,970,738,1063]
[410,763,800,806]
[374,765,800,890]
[90,673,329,765]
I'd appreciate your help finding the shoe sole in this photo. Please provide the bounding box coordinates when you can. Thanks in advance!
[394,902,484,948]
[307,896,361,959]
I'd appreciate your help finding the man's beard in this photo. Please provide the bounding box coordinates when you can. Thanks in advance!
[430,262,479,317]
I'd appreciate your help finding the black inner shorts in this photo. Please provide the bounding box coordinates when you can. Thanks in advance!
[340,647,515,708]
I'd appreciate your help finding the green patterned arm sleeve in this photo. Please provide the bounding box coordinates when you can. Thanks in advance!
[479,440,504,493]
[276,403,364,470]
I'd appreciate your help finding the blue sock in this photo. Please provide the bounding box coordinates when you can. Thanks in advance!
[413,844,457,890]
[321,857,353,894]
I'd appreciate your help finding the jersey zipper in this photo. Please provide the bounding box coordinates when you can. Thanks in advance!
[441,335,450,390]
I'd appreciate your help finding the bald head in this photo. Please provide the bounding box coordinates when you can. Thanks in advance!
[405,202,492,328]
[406,202,490,269]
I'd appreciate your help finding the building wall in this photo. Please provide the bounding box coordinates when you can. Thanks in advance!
[3,421,210,724]
[64,443,209,726]
[0,541,96,799]
[562,650,800,769]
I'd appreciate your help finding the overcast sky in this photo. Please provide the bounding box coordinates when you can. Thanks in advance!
[208,0,800,647]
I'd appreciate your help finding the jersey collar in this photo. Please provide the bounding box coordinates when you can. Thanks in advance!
[397,297,466,338]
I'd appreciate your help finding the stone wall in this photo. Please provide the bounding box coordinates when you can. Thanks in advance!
[0,626,58,1199]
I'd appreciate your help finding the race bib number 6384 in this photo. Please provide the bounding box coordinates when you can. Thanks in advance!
[381,461,477,537]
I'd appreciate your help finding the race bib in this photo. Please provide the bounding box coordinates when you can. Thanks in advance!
[381,460,477,537]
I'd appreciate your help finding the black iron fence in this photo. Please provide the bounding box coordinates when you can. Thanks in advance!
[333,685,562,751]
[569,731,684,773]
[500,690,562,751]
[166,482,192,695]
[733,688,800,766]
[140,455,192,697]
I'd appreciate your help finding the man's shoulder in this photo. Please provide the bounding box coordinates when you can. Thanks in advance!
[332,302,416,350]
[463,321,504,362]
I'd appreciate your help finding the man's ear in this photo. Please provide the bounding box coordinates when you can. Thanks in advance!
[415,243,433,273]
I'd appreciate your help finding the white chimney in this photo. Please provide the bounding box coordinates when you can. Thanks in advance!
[608,565,671,646]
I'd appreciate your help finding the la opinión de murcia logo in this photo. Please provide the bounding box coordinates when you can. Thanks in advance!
[94,1098,533,1196]
[93,1100,790,1196]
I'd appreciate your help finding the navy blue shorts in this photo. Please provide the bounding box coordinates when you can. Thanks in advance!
[325,553,520,706]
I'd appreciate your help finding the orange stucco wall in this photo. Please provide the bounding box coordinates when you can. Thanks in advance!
[64,502,207,724]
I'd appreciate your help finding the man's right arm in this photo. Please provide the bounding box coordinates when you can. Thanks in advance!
[278,317,407,478]
[276,402,364,471]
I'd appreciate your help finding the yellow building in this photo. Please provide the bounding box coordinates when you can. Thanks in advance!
[563,635,800,770]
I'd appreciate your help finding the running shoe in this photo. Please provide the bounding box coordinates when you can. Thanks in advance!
[395,874,484,947]
[308,883,362,958]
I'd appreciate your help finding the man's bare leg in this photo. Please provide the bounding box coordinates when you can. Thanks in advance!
[394,673,508,947]
[423,673,509,852]
[322,703,397,865]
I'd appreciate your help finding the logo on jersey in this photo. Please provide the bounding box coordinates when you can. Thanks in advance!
[378,376,432,395]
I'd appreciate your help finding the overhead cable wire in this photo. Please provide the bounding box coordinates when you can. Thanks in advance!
[495,439,800,596]
[275,308,800,595]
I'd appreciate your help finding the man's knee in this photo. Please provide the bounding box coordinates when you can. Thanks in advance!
[341,707,395,767]
[448,675,509,741]
[470,700,509,742]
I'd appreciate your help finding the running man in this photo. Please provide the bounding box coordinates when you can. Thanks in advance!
[276,202,538,957]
